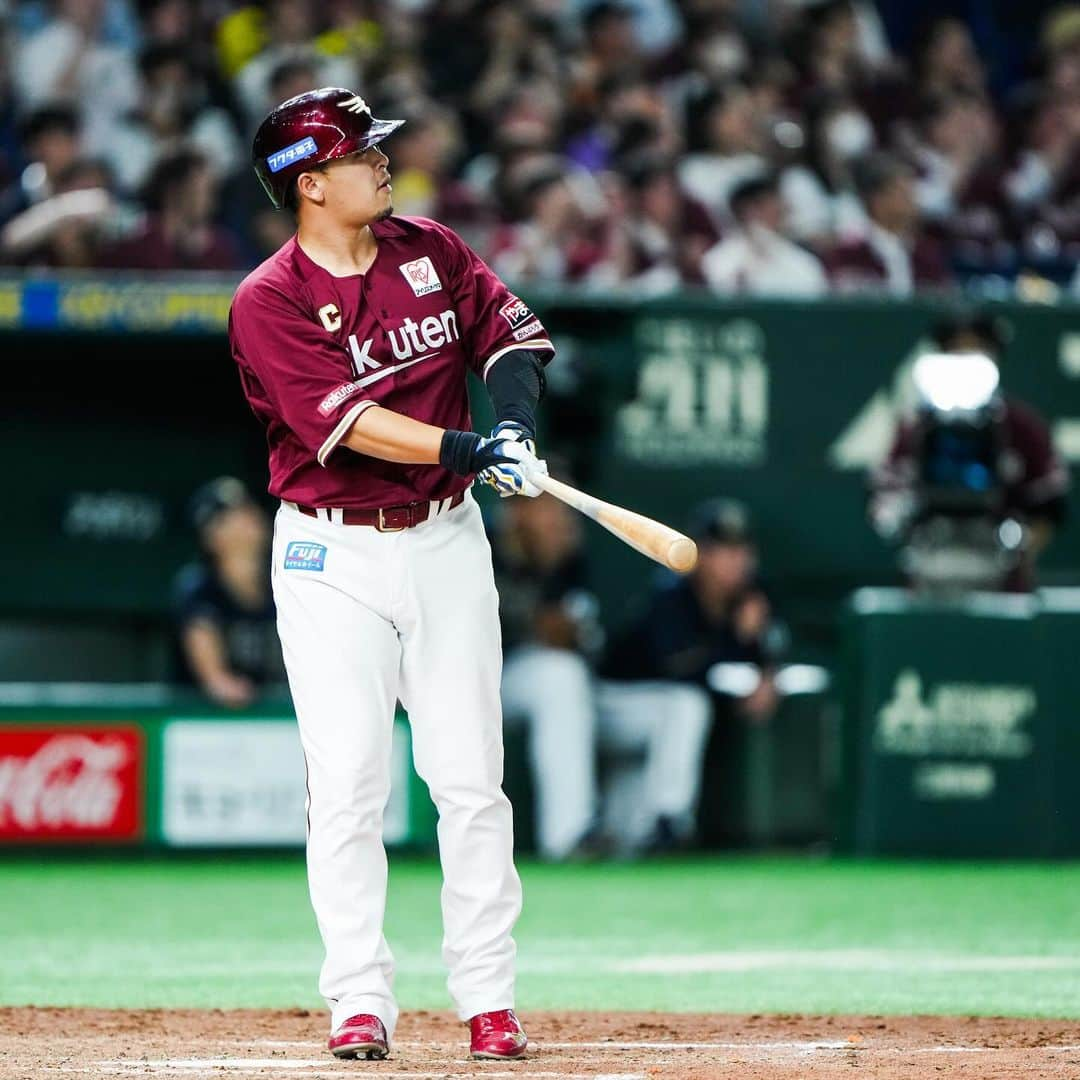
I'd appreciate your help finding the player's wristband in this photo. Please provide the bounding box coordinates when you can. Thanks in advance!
[441,429,519,476]
[439,430,481,475]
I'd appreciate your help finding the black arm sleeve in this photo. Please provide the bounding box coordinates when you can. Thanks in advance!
[485,349,547,435]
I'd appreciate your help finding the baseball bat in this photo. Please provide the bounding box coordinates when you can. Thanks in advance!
[532,473,698,574]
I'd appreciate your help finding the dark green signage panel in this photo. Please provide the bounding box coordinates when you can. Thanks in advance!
[839,589,1079,857]
[4,287,1080,623]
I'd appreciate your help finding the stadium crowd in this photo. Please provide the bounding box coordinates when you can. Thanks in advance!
[0,0,1078,293]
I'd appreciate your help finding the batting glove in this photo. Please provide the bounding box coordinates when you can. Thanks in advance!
[478,421,547,498]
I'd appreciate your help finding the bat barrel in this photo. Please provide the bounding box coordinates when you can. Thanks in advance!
[667,537,698,573]
[533,473,698,575]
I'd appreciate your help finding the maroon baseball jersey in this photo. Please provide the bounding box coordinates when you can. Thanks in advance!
[228,215,554,508]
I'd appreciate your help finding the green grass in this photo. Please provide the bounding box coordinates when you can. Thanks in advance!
[1,855,1079,1017]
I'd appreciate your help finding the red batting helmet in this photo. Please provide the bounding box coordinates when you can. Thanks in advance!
[252,87,405,210]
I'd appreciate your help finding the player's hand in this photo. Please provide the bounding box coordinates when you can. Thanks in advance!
[477,434,548,498]
[440,428,548,495]
[477,421,546,498]
[488,420,535,452]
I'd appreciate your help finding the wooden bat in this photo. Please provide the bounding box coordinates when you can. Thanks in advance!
[532,473,698,574]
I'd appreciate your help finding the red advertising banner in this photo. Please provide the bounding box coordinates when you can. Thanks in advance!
[0,727,144,840]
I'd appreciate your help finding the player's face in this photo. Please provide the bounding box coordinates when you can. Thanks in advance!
[318,146,394,226]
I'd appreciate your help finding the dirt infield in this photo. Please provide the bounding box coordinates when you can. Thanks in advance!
[1,1007,1078,1079]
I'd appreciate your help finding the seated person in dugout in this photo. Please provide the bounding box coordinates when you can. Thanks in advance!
[492,488,711,858]
[601,498,788,845]
[174,476,286,707]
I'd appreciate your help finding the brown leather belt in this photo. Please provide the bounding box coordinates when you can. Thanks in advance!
[294,491,465,531]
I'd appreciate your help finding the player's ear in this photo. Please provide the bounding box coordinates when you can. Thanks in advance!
[296,170,326,207]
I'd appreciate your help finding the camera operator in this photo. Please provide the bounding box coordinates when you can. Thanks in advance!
[869,311,1069,592]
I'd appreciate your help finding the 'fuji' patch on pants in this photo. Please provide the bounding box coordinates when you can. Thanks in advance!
[284,542,327,571]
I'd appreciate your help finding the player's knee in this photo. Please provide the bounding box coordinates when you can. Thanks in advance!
[426,781,512,821]
[306,764,392,822]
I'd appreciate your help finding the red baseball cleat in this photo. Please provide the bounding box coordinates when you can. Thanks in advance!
[327,1014,389,1060]
[469,1008,528,1059]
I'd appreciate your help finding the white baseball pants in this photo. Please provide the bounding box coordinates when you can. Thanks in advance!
[271,493,521,1038]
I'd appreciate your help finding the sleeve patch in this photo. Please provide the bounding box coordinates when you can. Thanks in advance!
[318,381,361,416]
[512,318,545,341]
[499,296,533,329]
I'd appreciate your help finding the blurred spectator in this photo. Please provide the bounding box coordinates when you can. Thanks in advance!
[265,53,321,109]
[489,155,608,285]
[174,477,285,708]
[780,92,871,249]
[495,489,711,857]
[1007,93,1080,215]
[823,151,953,294]
[656,0,750,90]
[798,0,864,97]
[565,72,678,174]
[1,157,119,267]
[701,172,827,295]
[102,43,242,197]
[679,81,769,224]
[1011,94,1080,273]
[0,24,19,189]
[422,0,561,157]
[568,1,644,120]
[599,152,718,291]
[0,105,82,224]
[227,0,358,130]
[13,0,138,156]
[906,93,1012,272]
[380,106,482,230]
[910,16,988,103]
[142,0,196,45]
[468,3,561,130]
[0,3,1066,288]
[100,145,243,269]
[460,80,564,203]
[869,311,1068,592]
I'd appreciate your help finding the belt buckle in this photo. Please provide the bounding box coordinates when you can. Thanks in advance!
[376,507,407,532]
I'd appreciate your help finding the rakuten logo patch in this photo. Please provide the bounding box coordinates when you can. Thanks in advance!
[318,382,361,416]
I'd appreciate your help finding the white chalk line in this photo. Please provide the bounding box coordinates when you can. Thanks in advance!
[253,1039,850,1051]
[248,1032,1080,1049]
[251,1039,851,1052]
[46,1041,1080,1079]
[86,1066,642,1080]
[181,1038,1080,1055]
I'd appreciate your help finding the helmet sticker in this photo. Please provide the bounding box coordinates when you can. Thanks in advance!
[267,136,319,173]
[338,95,371,115]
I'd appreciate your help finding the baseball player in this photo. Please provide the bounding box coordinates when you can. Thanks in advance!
[229,87,554,1061]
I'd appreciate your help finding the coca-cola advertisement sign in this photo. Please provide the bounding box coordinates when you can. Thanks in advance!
[0,728,144,840]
